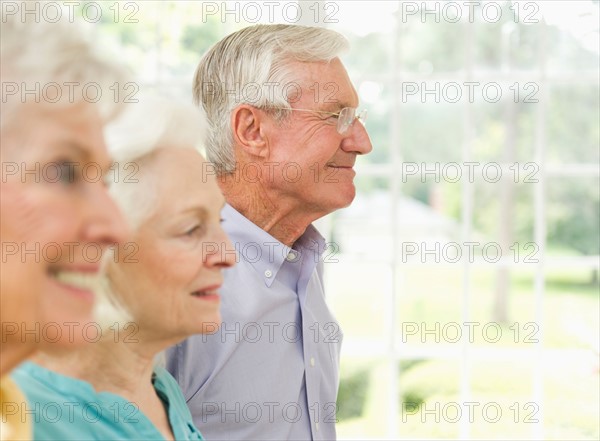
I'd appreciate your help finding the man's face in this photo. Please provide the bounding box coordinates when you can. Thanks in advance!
[261,58,373,217]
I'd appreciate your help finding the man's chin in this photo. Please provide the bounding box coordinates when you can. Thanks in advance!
[333,186,356,210]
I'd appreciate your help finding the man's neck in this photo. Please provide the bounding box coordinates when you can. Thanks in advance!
[219,175,321,247]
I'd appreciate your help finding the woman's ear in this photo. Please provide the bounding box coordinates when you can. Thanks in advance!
[231,105,268,159]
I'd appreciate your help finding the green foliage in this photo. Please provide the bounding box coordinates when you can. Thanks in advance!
[180,20,223,58]
[341,2,599,259]
[548,85,600,164]
[354,176,388,194]
[337,367,371,420]
[400,20,465,72]
[399,103,464,164]
[344,33,392,79]
[548,178,600,257]
[399,361,461,408]
[399,359,427,405]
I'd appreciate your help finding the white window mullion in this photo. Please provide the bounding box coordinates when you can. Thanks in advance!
[388,2,403,438]
[532,18,548,441]
[459,17,476,441]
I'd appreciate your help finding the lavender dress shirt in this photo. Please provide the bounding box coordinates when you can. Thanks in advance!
[166,204,342,440]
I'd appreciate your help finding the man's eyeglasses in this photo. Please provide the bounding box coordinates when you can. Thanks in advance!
[269,107,367,135]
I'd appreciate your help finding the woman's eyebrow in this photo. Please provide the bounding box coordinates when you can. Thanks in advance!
[52,140,113,173]
[179,206,210,218]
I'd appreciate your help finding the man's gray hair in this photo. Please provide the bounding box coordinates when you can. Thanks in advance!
[1,11,128,130]
[192,24,349,173]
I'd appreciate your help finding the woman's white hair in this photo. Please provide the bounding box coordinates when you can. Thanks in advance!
[0,8,128,130]
[105,95,207,228]
[93,96,207,330]
[192,24,349,173]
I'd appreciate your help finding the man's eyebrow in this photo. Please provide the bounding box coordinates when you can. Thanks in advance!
[322,102,352,112]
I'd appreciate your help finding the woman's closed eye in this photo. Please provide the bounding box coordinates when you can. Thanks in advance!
[184,224,206,238]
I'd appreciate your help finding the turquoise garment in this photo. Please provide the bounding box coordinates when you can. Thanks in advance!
[11,361,204,440]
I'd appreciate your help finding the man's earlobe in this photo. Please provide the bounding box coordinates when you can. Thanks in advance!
[231,105,268,158]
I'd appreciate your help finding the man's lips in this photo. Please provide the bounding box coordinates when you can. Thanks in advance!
[326,163,355,169]
[326,164,356,177]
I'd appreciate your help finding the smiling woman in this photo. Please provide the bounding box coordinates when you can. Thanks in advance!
[11,98,236,441]
[0,14,129,441]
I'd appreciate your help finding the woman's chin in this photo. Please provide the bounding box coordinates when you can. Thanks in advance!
[200,316,222,334]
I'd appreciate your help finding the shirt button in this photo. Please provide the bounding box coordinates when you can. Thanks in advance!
[310,357,315,367]
[286,251,297,261]
[264,270,272,278]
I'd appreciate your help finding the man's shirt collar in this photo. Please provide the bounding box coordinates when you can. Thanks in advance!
[222,203,325,287]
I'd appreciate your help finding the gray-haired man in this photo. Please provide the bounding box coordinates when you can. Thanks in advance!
[166,24,372,440]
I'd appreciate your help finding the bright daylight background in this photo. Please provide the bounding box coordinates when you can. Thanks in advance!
[82,1,599,439]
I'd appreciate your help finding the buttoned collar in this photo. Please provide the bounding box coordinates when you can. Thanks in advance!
[221,204,325,287]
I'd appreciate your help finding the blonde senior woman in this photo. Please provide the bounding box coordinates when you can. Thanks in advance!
[11,99,236,440]
[0,15,128,441]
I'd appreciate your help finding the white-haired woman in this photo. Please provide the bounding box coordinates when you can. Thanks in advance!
[0,15,128,441]
[11,98,235,440]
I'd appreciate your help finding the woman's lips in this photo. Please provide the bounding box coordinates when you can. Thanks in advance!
[48,267,100,302]
[191,284,222,302]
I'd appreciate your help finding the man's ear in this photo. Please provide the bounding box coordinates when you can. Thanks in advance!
[231,105,268,159]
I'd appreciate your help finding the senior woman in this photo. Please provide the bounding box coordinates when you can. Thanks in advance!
[0,15,128,440]
[12,98,236,440]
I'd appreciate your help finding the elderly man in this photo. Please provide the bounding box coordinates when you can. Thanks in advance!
[166,24,372,440]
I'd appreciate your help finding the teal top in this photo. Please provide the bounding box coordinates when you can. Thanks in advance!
[12,361,204,440]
